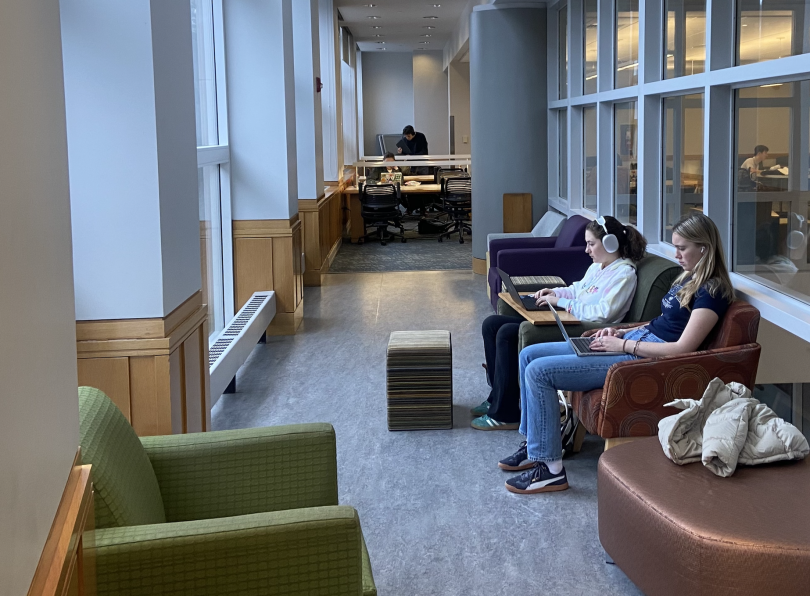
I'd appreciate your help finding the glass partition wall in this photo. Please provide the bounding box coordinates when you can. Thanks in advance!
[547,0,810,441]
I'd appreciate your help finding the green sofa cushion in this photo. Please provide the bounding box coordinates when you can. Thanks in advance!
[79,387,166,528]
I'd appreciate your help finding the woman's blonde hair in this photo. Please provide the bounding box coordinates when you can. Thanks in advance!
[671,213,735,308]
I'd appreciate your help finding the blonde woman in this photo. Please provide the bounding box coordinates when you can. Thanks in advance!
[500,213,734,494]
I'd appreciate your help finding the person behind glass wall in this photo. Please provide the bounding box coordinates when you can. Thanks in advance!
[499,213,733,495]
[738,144,769,189]
[473,217,647,431]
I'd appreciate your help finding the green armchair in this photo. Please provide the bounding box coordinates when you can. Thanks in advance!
[79,386,377,596]
[495,254,681,351]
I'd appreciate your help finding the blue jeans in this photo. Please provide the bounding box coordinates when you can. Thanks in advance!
[518,328,665,462]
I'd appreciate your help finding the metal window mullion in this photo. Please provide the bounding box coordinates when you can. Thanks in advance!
[549,108,560,200]
[212,0,229,145]
[549,4,560,102]
[640,94,662,242]
[597,101,613,216]
[570,106,584,210]
[598,0,613,93]
[708,0,733,71]
[705,86,732,263]
[570,0,584,98]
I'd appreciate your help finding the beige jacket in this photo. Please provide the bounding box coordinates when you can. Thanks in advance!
[658,378,809,477]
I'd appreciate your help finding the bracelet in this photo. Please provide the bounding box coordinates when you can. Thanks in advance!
[632,340,640,357]
[622,339,628,353]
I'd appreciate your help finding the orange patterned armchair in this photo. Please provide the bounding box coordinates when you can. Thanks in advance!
[572,302,761,447]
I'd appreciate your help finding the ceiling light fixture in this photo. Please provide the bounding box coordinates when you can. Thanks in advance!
[433,4,441,6]
[373,34,384,37]
[364,3,376,6]
[419,41,430,44]
[420,34,432,37]
[423,26,435,29]
[376,41,385,44]
[423,16,439,19]
[371,26,382,29]
[367,16,380,19]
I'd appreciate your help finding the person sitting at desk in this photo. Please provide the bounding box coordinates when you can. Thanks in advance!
[473,216,646,431]
[366,152,408,183]
[500,212,733,494]
[738,144,769,190]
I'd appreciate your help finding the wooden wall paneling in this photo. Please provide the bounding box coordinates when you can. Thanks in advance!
[129,356,158,436]
[234,237,274,311]
[271,235,295,312]
[293,223,303,306]
[169,348,185,434]
[503,193,533,233]
[199,322,211,431]
[182,328,203,434]
[76,358,131,419]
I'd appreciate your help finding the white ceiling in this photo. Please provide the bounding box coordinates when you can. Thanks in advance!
[338,0,470,53]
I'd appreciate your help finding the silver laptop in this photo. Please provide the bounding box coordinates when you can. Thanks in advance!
[546,306,625,357]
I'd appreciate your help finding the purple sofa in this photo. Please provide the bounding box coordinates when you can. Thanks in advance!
[487,214,592,310]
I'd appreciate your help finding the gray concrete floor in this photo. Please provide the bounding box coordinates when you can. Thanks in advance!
[212,271,643,596]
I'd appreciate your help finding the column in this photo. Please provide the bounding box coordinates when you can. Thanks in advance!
[319,0,343,183]
[224,0,304,333]
[61,0,210,436]
[2,1,80,591]
[295,0,341,286]
[470,5,548,273]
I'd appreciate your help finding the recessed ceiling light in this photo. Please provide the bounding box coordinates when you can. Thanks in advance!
[419,41,430,44]
[376,41,385,44]
[364,3,376,6]
[373,34,384,37]
[423,16,439,19]
[379,47,386,50]
[433,4,441,7]
[371,26,382,29]
[423,25,435,29]
[420,34,432,37]
[367,15,380,19]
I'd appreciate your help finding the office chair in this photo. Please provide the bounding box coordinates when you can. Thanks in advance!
[438,176,472,243]
[359,183,406,245]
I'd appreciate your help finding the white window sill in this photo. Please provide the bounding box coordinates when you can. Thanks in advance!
[646,243,810,342]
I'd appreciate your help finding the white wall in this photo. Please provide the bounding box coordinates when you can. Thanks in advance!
[1,1,81,593]
[293,0,325,200]
[224,0,299,219]
[319,0,340,181]
[361,52,414,155]
[449,60,471,153]
[413,51,450,154]
[62,0,201,320]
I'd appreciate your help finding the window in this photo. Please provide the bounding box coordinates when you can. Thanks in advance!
[583,0,598,94]
[559,5,568,100]
[191,0,230,342]
[191,0,218,146]
[198,166,225,339]
[663,93,704,242]
[615,0,639,88]
[583,106,597,211]
[559,110,568,198]
[664,0,706,79]
[733,82,810,306]
[737,0,810,66]
[615,102,638,224]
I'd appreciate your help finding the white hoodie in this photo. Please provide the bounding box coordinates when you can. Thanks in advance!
[553,258,637,323]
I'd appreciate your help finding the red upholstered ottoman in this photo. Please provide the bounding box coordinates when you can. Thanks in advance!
[598,437,810,596]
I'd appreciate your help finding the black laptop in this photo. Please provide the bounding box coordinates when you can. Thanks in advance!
[498,268,552,312]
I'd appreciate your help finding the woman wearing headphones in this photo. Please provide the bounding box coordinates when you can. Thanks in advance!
[500,212,734,495]
[475,216,647,430]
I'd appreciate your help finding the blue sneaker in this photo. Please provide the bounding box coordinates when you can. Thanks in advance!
[498,441,533,471]
[470,400,491,416]
[471,414,519,431]
[505,462,569,494]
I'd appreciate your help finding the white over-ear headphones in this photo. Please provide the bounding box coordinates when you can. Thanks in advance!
[701,247,705,254]
[596,216,620,253]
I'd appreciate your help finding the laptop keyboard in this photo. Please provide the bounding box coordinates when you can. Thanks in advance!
[571,337,594,351]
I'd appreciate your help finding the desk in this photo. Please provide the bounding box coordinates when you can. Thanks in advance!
[347,183,443,242]
[499,293,580,326]
[357,175,435,183]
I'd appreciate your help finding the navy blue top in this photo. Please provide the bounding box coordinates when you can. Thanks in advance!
[646,279,731,343]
